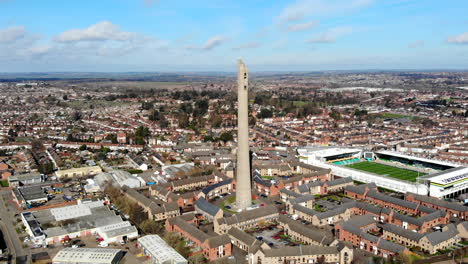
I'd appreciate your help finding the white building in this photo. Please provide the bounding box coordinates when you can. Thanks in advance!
[53,248,123,264]
[22,200,138,245]
[138,235,187,264]
[94,170,141,189]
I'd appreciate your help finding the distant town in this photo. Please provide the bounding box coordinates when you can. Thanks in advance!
[0,68,467,264]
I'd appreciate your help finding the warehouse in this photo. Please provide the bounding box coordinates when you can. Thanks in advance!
[52,248,123,264]
[138,235,187,264]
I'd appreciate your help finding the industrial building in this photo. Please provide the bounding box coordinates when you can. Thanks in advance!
[52,248,123,264]
[21,199,138,245]
[138,235,187,264]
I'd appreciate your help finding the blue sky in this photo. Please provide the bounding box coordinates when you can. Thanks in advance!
[0,0,467,72]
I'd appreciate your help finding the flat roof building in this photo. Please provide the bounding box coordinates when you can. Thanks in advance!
[138,235,187,264]
[52,248,123,264]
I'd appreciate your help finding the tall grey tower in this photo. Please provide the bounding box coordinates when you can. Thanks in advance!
[235,59,252,211]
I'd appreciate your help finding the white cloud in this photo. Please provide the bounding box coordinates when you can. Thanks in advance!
[278,0,373,23]
[446,32,468,44]
[0,26,26,43]
[202,35,229,50]
[287,21,319,32]
[54,21,137,43]
[408,40,424,48]
[232,42,260,50]
[27,45,53,56]
[307,26,353,43]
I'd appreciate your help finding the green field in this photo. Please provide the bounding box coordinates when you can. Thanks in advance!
[346,162,425,182]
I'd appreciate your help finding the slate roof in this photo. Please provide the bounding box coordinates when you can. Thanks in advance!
[327,177,353,187]
[380,223,424,242]
[367,190,419,210]
[227,227,256,245]
[170,175,215,188]
[206,234,231,247]
[344,214,376,228]
[264,245,338,257]
[406,192,468,212]
[279,188,301,198]
[278,215,334,245]
[195,198,221,216]
[201,179,232,194]
[292,204,317,216]
[290,194,315,205]
[377,239,406,253]
[217,205,278,226]
[424,224,459,246]
[253,175,272,187]
[172,217,210,243]
[344,185,367,195]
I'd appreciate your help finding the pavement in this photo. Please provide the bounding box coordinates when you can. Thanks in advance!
[0,189,30,263]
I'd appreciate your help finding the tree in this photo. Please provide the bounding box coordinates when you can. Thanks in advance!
[140,219,163,234]
[329,111,341,120]
[203,135,214,142]
[254,94,265,105]
[175,241,190,258]
[141,101,153,110]
[149,110,161,121]
[188,253,207,264]
[164,232,181,248]
[395,252,413,264]
[258,108,273,119]
[194,99,209,117]
[79,145,87,151]
[129,204,147,225]
[178,113,190,128]
[249,116,256,126]
[219,131,233,143]
[135,126,150,138]
[211,115,222,128]
[62,94,68,100]
[135,125,150,145]
[104,184,121,201]
[7,129,17,137]
[105,134,118,144]
[39,162,54,174]
[66,134,75,142]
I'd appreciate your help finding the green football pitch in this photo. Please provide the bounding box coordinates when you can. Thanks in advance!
[346,161,425,182]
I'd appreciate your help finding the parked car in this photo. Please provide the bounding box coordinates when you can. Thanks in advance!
[98,241,108,247]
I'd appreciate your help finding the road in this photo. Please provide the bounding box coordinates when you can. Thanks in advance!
[0,190,30,263]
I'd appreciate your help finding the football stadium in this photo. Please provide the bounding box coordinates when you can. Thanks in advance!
[346,161,425,182]
[298,147,468,199]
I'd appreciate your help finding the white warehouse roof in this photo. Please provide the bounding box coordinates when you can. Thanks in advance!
[53,248,122,264]
[138,235,187,264]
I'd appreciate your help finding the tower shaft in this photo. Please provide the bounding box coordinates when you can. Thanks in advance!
[235,59,252,210]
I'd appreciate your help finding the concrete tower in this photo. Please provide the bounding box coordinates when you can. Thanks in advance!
[235,59,252,210]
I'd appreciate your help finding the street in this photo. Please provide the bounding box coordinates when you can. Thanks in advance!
[0,190,30,263]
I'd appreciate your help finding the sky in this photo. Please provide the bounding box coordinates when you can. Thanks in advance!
[0,0,467,72]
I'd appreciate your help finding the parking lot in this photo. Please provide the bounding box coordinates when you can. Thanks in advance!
[248,226,301,248]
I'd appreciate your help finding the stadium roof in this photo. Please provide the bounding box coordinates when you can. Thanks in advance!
[298,147,361,159]
[420,167,468,186]
[375,150,458,168]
